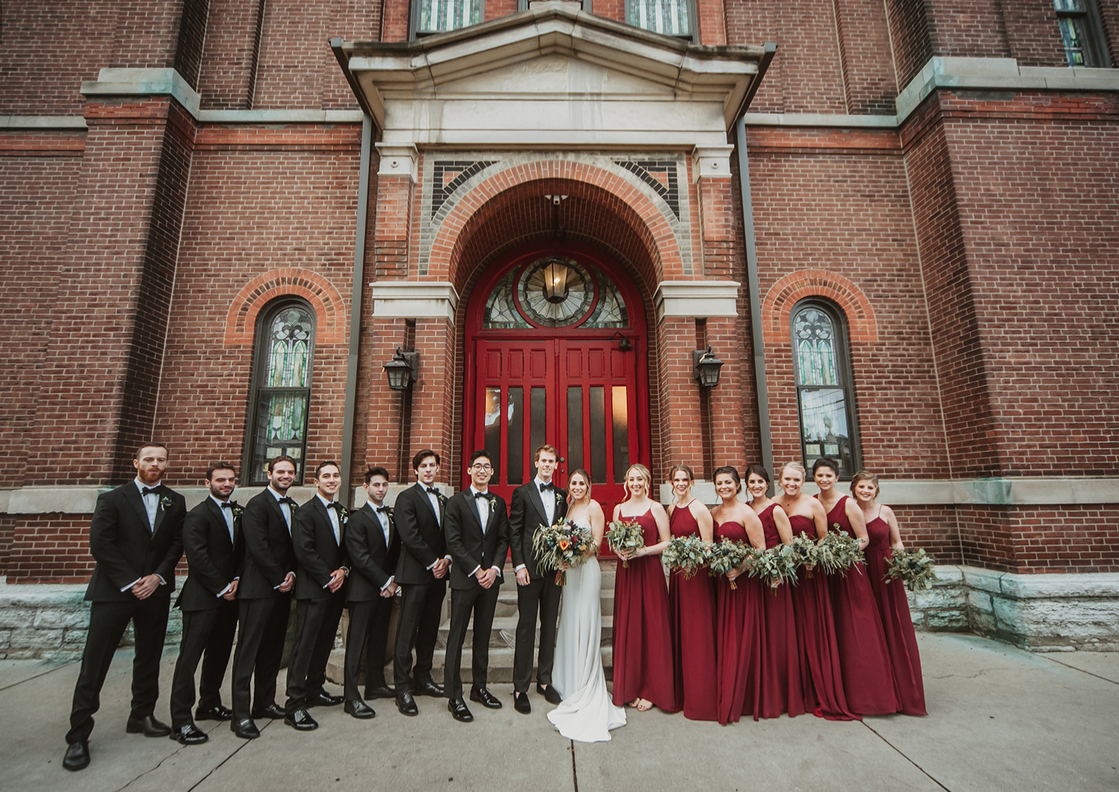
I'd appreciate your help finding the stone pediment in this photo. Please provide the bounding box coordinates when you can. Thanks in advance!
[333,2,767,149]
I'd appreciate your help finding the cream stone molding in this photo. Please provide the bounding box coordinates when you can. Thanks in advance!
[656,281,741,321]
[375,143,419,182]
[199,109,363,124]
[692,145,734,180]
[0,115,88,130]
[369,282,459,321]
[81,68,201,118]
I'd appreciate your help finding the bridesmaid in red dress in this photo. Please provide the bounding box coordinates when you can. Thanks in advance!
[711,466,766,724]
[611,463,676,713]
[852,471,927,716]
[776,462,857,721]
[666,464,718,721]
[813,458,899,715]
[746,465,806,719]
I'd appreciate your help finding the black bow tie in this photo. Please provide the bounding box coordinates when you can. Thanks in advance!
[473,491,492,500]
[141,486,160,497]
[279,497,297,506]
[375,506,390,513]
[221,501,239,510]
[425,487,440,496]
[539,482,555,492]
[328,501,345,512]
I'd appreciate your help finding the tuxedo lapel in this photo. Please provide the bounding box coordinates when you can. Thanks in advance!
[527,484,549,525]
[123,484,151,532]
[204,497,234,550]
[313,498,340,546]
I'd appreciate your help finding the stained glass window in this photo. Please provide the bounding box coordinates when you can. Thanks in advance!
[791,302,859,477]
[482,258,629,329]
[627,0,693,38]
[1054,0,1108,67]
[246,301,315,485]
[414,0,483,36]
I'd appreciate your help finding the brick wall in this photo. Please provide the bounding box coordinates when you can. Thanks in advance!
[196,0,268,109]
[6,516,95,583]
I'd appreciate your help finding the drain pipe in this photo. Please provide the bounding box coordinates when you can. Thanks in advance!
[340,113,373,508]
[735,42,777,476]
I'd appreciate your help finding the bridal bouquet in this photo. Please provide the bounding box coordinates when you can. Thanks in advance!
[661,535,707,579]
[816,531,865,575]
[748,543,800,594]
[705,539,752,590]
[606,519,645,568]
[884,547,937,592]
[532,519,594,586]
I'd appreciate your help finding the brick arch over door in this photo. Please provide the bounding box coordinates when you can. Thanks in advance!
[762,269,879,346]
[429,161,682,295]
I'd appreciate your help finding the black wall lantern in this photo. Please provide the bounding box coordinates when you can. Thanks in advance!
[692,346,724,388]
[384,348,419,391]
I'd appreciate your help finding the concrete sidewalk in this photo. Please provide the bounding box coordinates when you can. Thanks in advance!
[1,633,1116,792]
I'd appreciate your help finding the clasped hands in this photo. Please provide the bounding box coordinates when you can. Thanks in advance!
[475,567,498,589]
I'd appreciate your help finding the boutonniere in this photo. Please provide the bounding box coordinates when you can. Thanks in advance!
[489,497,497,514]
[231,504,244,519]
[159,495,173,511]
[554,491,563,506]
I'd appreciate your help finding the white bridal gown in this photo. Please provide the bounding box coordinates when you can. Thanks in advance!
[547,526,626,742]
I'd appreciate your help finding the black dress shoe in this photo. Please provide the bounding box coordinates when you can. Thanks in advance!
[447,697,474,722]
[252,703,286,720]
[284,708,319,731]
[513,691,532,714]
[344,699,376,719]
[63,741,90,771]
[364,684,396,700]
[537,683,563,705]
[126,715,172,737]
[195,704,234,722]
[306,691,344,707]
[171,724,209,745]
[231,718,260,740]
[415,678,444,697]
[469,687,503,709]
[396,692,419,716]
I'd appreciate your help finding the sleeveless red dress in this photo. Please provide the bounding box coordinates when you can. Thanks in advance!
[865,514,927,715]
[822,496,900,715]
[668,504,718,721]
[611,509,677,711]
[756,504,805,719]
[787,513,858,721]
[714,519,763,724]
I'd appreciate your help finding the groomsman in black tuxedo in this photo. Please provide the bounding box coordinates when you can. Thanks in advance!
[168,462,244,745]
[443,449,511,723]
[63,443,186,772]
[392,449,450,716]
[510,444,567,714]
[342,466,401,718]
[284,461,348,730]
[229,455,298,740]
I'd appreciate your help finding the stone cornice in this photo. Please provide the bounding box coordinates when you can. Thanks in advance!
[80,68,201,117]
[369,281,460,321]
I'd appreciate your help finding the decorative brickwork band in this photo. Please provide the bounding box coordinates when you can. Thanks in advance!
[224,268,345,345]
[762,269,878,346]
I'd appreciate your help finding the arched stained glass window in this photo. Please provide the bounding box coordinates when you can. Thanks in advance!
[245,300,316,485]
[791,300,860,477]
[482,256,629,330]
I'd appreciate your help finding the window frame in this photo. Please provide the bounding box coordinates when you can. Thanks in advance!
[411,0,487,39]
[624,0,698,43]
[789,298,861,479]
[1054,0,1112,68]
[242,297,317,487]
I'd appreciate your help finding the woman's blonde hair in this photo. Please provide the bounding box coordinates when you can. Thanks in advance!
[850,470,880,497]
[779,460,807,479]
[623,463,652,500]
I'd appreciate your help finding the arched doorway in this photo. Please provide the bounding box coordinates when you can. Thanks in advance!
[463,241,650,524]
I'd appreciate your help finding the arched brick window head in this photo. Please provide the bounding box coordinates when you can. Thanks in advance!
[244,299,316,486]
[790,299,860,478]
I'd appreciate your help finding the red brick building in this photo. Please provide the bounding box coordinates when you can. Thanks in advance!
[1,0,1117,651]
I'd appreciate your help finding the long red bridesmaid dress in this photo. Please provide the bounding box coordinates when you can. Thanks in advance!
[822,496,900,715]
[668,505,718,720]
[788,514,858,721]
[755,504,805,719]
[865,511,927,716]
[611,509,677,711]
[713,519,763,724]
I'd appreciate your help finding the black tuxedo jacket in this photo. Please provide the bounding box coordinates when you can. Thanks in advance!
[239,488,296,599]
[345,503,400,603]
[292,496,349,601]
[176,497,244,611]
[444,490,510,592]
[84,482,185,603]
[394,483,447,585]
[509,481,568,579]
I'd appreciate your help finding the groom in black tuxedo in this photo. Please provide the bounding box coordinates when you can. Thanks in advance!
[63,443,186,771]
[443,449,510,722]
[510,444,567,714]
[168,462,244,745]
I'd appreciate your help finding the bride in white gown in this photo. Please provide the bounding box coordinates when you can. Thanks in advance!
[548,470,627,742]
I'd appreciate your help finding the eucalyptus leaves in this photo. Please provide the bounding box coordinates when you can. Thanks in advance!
[884,548,937,591]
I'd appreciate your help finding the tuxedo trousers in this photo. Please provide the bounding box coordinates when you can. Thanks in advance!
[67,596,170,744]
[285,594,344,711]
[513,573,562,692]
[393,579,446,692]
[344,597,394,699]
[231,593,291,719]
[444,582,501,701]
[169,601,238,727]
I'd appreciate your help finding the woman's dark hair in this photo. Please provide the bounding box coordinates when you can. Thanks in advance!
[745,464,771,484]
[712,465,741,494]
[812,457,839,476]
